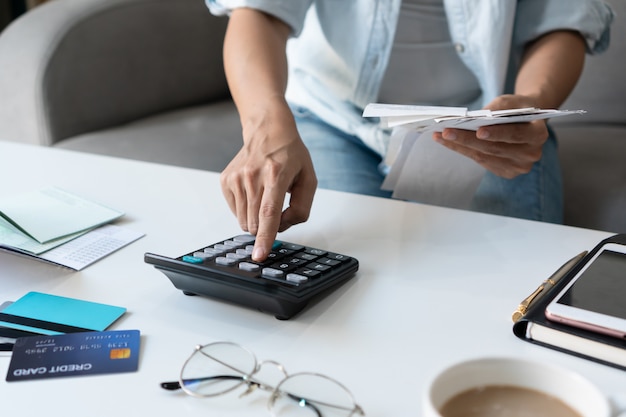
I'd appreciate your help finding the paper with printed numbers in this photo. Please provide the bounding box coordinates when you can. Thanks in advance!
[1,224,144,270]
[35,224,144,270]
[0,187,142,269]
[363,104,585,208]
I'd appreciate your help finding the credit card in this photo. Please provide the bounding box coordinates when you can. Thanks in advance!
[6,330,140,382]
[0,292,126,336]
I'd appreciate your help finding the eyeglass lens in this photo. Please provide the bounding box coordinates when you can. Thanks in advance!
[180,342,257,397]
[269,372,363,417]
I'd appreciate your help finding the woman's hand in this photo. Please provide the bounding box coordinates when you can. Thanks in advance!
[433,30,586,179]
[432,94,548,179]
[220,100,317,261]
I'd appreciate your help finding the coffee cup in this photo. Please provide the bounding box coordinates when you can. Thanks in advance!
[423,357,611,417]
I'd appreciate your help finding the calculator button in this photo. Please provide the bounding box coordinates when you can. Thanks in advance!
[262,268,284,278]
[305,248,327,257]
[307,262,332,272]
[226,252,247,260]
[326,253,350,262]
[271,262,293,271]
[193,252,214,259]
[214,244,231,251]
[239,262,260,272]
[222,240,240,247]
[285,258,306,268]
[182,255,204,264]
[286,273,308,284]
[316,257,341,267]
[237,248,252,256]
[204,247,225,255]
[255,255,277,268]
[233,235,256,244]
[261,252,281,265]
[276,248,295,256]
[215,256,237,266]
[296,252,318,261]
[282,242,304,251]
[295,268,322,279]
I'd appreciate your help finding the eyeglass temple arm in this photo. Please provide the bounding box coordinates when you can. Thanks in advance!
[160,379,322,416]
[283,394,364,417]
[160,376,334,417]
[160,374,244,391]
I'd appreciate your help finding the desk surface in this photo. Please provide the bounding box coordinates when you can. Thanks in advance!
[0,141,623,415]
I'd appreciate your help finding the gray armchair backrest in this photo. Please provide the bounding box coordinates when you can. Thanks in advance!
[0,0,229,145]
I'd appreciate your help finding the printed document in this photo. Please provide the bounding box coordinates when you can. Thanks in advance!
[0,187,143,269]
[0,187,123,243]
[363,104,585,208]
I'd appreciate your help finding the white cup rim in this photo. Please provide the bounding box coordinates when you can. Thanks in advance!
[424,356,610,417]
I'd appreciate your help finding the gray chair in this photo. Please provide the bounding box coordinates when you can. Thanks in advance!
[0,0,242,171]
[0,0,624,233]
[553,0,626,233]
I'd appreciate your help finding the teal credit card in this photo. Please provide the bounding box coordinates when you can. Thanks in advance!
[0,292,126,336]
[6,330,140,382]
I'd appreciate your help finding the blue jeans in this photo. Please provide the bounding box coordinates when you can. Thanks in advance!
[292,105,564,224]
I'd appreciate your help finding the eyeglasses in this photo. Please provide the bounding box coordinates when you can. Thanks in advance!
[160,341,364,417]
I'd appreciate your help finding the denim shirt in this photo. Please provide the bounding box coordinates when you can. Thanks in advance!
[206,0,614,156]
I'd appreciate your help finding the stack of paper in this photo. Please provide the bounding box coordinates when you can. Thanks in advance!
[0,187,144,270]
[363,103,584,130]
[362,104,585,208]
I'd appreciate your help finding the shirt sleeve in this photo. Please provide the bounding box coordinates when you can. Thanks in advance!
[205,0,314,37]
[513,0,614,54]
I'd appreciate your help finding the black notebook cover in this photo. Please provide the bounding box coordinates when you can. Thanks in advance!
[513,234,626,371]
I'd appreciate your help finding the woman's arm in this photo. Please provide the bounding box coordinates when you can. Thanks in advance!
[515,30,586,109]
[220,8,317,261]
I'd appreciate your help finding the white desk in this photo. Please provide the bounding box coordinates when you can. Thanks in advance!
[0,141,623,415]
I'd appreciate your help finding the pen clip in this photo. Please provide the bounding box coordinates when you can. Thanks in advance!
[511,251,588,323]
[512,285,546,322]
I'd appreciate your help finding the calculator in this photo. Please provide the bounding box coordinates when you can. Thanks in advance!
[144,234,359,320]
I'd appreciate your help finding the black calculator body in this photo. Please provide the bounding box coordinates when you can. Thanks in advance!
[144,235,359,320]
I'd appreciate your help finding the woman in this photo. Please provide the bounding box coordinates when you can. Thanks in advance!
[206,0,614,261]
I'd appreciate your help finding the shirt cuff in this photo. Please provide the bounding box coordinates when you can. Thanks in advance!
[205,0,313,37]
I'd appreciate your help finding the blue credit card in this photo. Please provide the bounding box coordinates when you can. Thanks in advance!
[0,292,126,336]
[6,330,140,382]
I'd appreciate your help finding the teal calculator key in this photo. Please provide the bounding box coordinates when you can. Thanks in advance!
[271,240,283,250]
[182,255,204,264]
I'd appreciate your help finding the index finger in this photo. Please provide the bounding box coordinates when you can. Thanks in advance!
[251,184,285,261]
